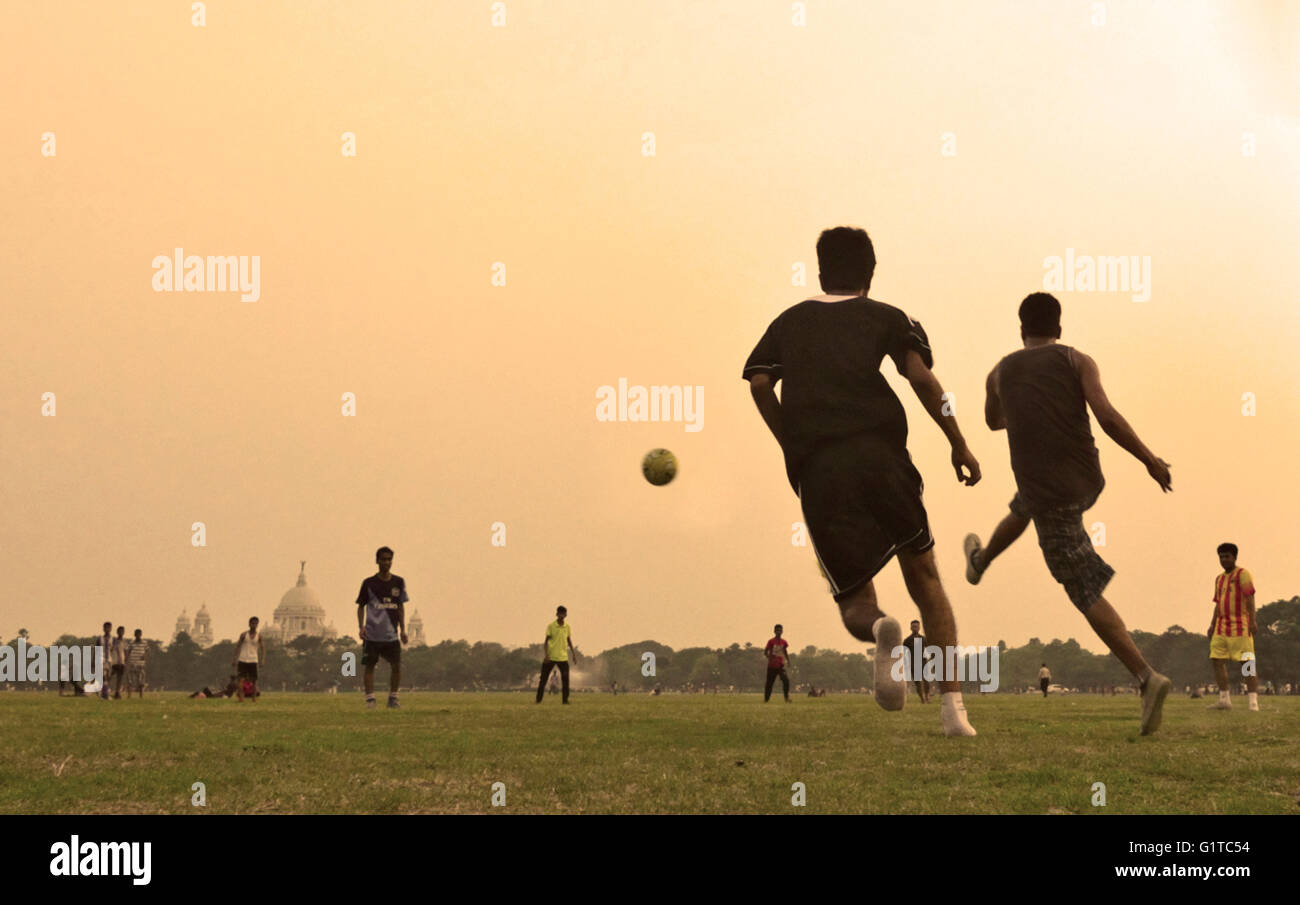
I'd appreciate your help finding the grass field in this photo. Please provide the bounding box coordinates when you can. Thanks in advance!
[3,692,1297,814]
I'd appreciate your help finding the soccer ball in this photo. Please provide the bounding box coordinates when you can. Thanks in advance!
[641,448,678,486]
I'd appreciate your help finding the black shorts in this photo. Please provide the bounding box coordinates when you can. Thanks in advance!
[798,435,934,602]
[236,662,258,680]
[363,640,401,667]
[111,664,125,676]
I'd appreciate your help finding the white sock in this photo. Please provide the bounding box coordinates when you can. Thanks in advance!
[1248,692,1258,705]
[941,691,965,712]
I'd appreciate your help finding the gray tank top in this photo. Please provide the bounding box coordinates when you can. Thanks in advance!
[996,344,1103,512]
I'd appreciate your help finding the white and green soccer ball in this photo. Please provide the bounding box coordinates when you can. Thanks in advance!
[641,448,678,486]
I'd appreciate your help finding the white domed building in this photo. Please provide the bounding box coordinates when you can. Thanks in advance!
[267,562,339,644]
[192,604,214,647]
[408,610,426,647]
[172,610,192,643]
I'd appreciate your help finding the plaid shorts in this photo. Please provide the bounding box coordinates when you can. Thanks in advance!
[1010,491,1113,612]
[126,665,146,688]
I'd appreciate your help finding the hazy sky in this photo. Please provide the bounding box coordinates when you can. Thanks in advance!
[4,1,1298,656]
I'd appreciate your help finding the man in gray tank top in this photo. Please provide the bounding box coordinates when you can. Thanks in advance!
[961,293,1175,735]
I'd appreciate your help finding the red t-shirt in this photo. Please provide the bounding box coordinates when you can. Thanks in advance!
[765,637,789,669]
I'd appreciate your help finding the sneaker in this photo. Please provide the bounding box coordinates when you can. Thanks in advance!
[963,533,984,585]
[1139,671,1172,735]
[871,617,906,712]
[387,697,400,709]
[1207,699,1232,710]
[941,701,978,737]
[1248,699,1259,712]
[365,696,376,710]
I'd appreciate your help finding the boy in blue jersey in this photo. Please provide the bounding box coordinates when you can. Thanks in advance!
[356,546,409,709]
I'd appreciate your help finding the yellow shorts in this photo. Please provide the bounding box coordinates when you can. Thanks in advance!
[1209,633,1255,662]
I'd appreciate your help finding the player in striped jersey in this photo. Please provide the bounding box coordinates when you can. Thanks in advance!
[1207,542,1258,711]
[126,628,148,698]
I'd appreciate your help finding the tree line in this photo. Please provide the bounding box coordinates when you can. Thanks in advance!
[8,597,1299,694]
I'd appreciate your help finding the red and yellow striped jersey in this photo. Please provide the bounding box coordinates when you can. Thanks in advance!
[1213,567,1255,637]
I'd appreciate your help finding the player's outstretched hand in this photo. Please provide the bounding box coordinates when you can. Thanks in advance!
[1146,457,1172,492]
[952,444,981,486]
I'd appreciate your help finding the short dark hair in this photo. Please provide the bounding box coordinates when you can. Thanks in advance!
[556,605,567,615]
[103,622,112,630]
[774,624,783,632]
[134,629,143,637]
[249,616,259,624]
[817,227,876,292]
[910,620,920,626]
[1019,292,1062,338]
[1217,542,1238,557]
[376,546,394,559]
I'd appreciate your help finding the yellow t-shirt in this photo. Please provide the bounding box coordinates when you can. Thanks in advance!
[546,620,570,661]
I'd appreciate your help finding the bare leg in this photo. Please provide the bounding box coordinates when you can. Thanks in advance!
[1212,659,1229,691]
[389,665,401,694]
[836,580,884,642]
[364,664,376,695]
[897,548,959,694]
[977,511,1031,571]
[1082,596,1149,679]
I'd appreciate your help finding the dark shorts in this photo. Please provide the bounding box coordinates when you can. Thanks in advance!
[111,664,125,676]
[362,640,401,667]
[798,435,934,602]
[236,662,259,680]
[1011,490,1113,612]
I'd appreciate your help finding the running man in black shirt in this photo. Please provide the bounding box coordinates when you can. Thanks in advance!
[743,227,980,736]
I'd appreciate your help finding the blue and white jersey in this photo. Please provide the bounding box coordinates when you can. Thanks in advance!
[356,574,408,642]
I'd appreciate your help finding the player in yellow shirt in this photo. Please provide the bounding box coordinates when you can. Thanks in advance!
[1207,542,1259,711]
[536,605,578,704]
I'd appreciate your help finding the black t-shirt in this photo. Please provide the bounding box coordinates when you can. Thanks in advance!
[904,631,926,670]
[743,297,933,493]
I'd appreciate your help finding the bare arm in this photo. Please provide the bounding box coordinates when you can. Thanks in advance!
[357,604,366,640]
[747,372,784,447]
[901,349,980,485]
[1074,352,1171,491]
[985,366,1006,431]
[1245,593,1256,635]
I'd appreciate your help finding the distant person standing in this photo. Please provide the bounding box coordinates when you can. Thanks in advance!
[356,546,409,710]
[110,625,127,699]
[98,622,112,700]
[964,293,1173,735]
[233,617,266,702]
[126,629,148,698]
[763,624,792,703]
[536,606,577,704]
[1207,543,1259,712]
[1039,664,1051,698]
[905,620,930,703]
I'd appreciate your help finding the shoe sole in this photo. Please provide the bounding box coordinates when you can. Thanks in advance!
[963,533,983,585]
[1140,675,1172,735]
[873,617,906,712]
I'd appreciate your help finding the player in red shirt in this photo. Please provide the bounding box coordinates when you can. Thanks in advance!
[764,625,793,703]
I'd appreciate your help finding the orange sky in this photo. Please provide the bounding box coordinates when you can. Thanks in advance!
[3,1,1298,656]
